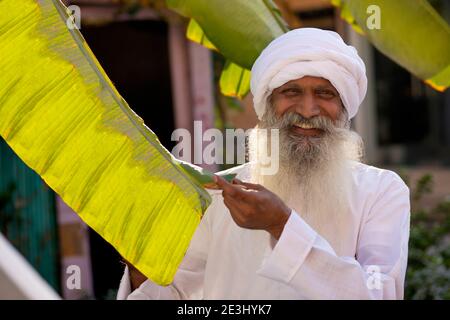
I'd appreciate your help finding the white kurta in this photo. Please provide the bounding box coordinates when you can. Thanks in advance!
[117,161,410,300]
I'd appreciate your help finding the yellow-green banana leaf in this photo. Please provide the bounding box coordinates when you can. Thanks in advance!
[186,18,252,98]
[167,0,288,99]
[186,19,218,51]
[0,0,213,286]
[220,61,251,99]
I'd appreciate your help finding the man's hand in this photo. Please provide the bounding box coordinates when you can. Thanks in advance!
[214,175,291,240]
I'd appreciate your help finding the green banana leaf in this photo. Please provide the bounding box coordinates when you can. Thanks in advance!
[167,0,288,99]
[220,61,252,99]
[186,19,218,51]
[187,17,253,99]
[332,0,450,91]
[0,0,234,286]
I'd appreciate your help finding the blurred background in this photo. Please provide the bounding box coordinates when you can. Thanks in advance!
[1,0,450,299]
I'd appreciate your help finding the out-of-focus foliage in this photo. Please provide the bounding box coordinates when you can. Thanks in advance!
[400,173,450,299]
[166,0,288,98]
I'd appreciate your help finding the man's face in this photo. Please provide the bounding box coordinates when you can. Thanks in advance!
[270,76,344,137]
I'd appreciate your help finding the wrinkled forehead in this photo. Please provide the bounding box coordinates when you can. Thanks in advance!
[274,76,339,91]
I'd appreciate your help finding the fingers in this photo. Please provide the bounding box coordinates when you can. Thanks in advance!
[223,192,254,212]
[203,182,221,190]
[214,175,235,194]
[223,196,249,226]
[232,178,264,191]
[223,196,242,214]
[214,175,262,192]
[214,175,246,198]
[215,175,265,203]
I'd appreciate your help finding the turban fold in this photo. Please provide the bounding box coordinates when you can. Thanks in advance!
[250,28,367,120]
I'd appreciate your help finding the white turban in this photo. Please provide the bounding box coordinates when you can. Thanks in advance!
[250,28,367,120]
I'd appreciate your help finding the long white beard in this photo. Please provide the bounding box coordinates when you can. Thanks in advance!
[248,110,363,254]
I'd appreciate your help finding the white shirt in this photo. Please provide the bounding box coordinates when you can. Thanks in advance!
[117,161,410,300]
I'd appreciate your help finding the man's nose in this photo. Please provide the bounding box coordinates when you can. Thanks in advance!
[294,95,321,119]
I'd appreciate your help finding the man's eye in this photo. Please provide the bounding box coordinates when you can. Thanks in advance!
[281,88,300,95]
[317,90,335,98]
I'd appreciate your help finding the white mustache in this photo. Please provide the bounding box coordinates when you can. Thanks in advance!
[285,116,334,132]
[263,111,336,133]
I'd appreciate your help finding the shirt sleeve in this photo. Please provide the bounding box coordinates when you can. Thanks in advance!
[116,193,217,300]
[256,172,411,300]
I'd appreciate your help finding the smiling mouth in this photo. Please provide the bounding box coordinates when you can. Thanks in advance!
[290,124,325,137]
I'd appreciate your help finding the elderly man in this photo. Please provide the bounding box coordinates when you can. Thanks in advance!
[117,28,410,300]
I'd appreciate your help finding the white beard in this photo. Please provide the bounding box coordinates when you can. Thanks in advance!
[248,111,363,254]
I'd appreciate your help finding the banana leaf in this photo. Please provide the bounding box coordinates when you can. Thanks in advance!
[186,19,218,51]
[0,0,233,286]
[186,17,253,99]
[167,0,288,99]
[167,0,288,71]
[219,61,251,99]
[332,0,450,91]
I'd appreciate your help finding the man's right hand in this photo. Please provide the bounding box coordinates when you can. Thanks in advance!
[122,258,148,291]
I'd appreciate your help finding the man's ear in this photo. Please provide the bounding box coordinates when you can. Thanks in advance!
[338,106,351,129]
[261,94,277,121]
[340,103,348,119]
[267,93,274,105]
